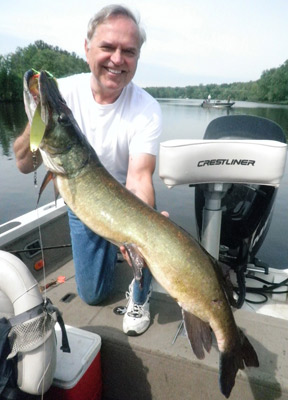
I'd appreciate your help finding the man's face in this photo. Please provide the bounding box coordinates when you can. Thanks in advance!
[85,15,141,101]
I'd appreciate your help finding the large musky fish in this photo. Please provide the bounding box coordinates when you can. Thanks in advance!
[24,70,259,398]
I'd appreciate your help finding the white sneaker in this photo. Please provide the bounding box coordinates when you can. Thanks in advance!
[123,281,151,336]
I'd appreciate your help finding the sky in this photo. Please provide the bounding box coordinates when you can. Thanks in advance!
[1,0,288,87]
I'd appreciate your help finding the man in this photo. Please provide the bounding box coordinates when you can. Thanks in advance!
[13,5,162,336]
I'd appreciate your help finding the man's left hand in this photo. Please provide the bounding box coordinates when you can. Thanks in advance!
[120,210,169,266]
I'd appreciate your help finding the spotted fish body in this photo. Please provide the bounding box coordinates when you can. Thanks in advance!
[26,70,259,398]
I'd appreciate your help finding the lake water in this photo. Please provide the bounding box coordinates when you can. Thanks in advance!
[1,99,288,268]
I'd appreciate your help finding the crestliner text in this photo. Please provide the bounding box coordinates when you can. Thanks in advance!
[197,159,255,167]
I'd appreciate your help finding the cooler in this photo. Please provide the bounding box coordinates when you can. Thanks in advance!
[45,325,102,400]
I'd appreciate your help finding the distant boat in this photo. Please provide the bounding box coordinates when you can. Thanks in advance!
[201,100,235,109]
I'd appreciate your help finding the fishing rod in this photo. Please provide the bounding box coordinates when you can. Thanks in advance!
[6,244,72,254]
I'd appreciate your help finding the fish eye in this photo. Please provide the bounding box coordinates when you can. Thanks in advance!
[58,113,70,125]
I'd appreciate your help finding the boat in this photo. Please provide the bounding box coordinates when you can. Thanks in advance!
[201,100,235,108]
[1,115,288,399]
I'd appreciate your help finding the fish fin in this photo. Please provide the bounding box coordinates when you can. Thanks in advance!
[37,171,55,205]
[53,179,60,205]
[238,329,259,367]
[219,330,259,398]
[182,310,212,359]
[219,351,241,398]
[124,244,146,289]
[215,260,238,308]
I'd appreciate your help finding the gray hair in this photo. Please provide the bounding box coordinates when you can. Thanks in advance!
[86,4,146,48]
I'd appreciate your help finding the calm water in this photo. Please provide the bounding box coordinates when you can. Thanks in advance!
[1,99,288,268]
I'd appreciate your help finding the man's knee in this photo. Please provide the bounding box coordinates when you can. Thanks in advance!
[78,289,108,305]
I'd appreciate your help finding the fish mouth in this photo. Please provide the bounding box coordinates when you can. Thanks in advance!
[38,71,66,120]
[25,69,66,123]
[24,69,72,151]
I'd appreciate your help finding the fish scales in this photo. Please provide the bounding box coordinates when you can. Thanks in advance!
[25,70,259,398]
[55,130,242,389]
[58,159,228,315]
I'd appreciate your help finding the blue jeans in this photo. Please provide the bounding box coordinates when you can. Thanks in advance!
[68,209,152,305]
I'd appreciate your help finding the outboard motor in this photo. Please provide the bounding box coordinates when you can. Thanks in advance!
[159,115,287,308]
[195,116,286,282]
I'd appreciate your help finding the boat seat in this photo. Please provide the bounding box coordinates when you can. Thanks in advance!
[159,116,288,253]
[159,132,287,307]
[159,138,287,255]
[158,115,287,308]
[159,139,287,187]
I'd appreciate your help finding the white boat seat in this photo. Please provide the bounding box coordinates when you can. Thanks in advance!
[159,139,287,187]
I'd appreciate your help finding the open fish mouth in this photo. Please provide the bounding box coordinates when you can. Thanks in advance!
[23,69,62,151]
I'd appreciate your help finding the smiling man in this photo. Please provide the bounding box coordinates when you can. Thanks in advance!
[85,11,142,104]
[14,5,162,336]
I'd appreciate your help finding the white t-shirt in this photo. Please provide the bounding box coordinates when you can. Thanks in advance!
[58,73,162,184]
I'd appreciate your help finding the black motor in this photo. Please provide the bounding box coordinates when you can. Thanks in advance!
[195,115,286,305]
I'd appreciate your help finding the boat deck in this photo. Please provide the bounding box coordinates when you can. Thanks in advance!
[37,257,288,400]
[1,202,288,399]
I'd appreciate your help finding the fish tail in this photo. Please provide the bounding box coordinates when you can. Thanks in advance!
[219,329,259,398]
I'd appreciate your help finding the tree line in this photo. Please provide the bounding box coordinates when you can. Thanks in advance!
[0,40,288,103]
[0,40,89,101]
[145,60,288,104]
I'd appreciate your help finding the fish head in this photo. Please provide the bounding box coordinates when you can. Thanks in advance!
[38,70,79,155]
[24,69,93,176]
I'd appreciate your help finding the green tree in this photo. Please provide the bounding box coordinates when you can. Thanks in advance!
[0,40,89,101]
[145,59,288,103]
